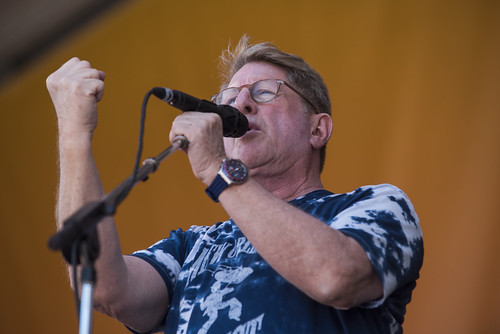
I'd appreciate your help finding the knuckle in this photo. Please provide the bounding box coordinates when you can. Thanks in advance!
[46,74,54,88]
[80,60,91,67]
[88,68,100,78]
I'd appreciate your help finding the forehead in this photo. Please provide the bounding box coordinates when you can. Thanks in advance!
[228,62,287,87]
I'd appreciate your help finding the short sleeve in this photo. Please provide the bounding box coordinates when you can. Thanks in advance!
[330,184,424,307]
[130,226,205,303]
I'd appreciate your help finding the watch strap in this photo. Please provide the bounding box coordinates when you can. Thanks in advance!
[205,174,228,202]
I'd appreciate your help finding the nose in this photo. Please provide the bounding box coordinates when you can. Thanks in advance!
[233,88,255,114]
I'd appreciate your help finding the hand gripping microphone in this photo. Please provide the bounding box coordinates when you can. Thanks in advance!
[152,87,248,138]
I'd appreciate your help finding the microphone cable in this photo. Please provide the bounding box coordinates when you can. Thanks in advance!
[107,88,152,213]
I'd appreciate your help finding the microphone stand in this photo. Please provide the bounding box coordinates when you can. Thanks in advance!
[47,135,188,334]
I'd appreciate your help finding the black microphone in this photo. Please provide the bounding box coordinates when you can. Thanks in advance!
[152,87,248,138]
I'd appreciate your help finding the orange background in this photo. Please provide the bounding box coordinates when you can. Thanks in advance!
[1,1,499,333]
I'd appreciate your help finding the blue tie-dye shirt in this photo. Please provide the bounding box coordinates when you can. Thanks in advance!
[130,184,423,334]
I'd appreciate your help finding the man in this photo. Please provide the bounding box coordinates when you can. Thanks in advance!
[47,36,423,334]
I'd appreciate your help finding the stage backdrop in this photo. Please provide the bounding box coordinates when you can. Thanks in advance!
[1,0,499,333]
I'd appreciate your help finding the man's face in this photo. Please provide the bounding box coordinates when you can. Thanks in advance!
[223,62,314,177]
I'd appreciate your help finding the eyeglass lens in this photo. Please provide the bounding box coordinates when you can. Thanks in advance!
[215,80,280,105]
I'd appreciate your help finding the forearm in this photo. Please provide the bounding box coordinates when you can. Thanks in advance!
[57,133,103,224]
[218,179,382,308]
[56,132,126,290]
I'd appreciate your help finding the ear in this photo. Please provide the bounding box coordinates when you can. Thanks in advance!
[309,113,333,149]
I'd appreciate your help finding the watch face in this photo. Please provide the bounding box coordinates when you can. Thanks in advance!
[223,159,248,183]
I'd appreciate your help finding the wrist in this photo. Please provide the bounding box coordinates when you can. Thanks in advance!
[58,129,94,150]
[203,161,225,187]
[205,158,249,202]
[196,154,227,187]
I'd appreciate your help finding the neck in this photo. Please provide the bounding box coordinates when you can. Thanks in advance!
[251,162,324,202]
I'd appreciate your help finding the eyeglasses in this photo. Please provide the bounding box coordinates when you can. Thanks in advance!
[211,79,316,111]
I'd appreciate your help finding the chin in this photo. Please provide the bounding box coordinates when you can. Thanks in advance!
[226,141,254,159]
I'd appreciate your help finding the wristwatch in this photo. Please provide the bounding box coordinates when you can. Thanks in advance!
[205,158,249,202]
